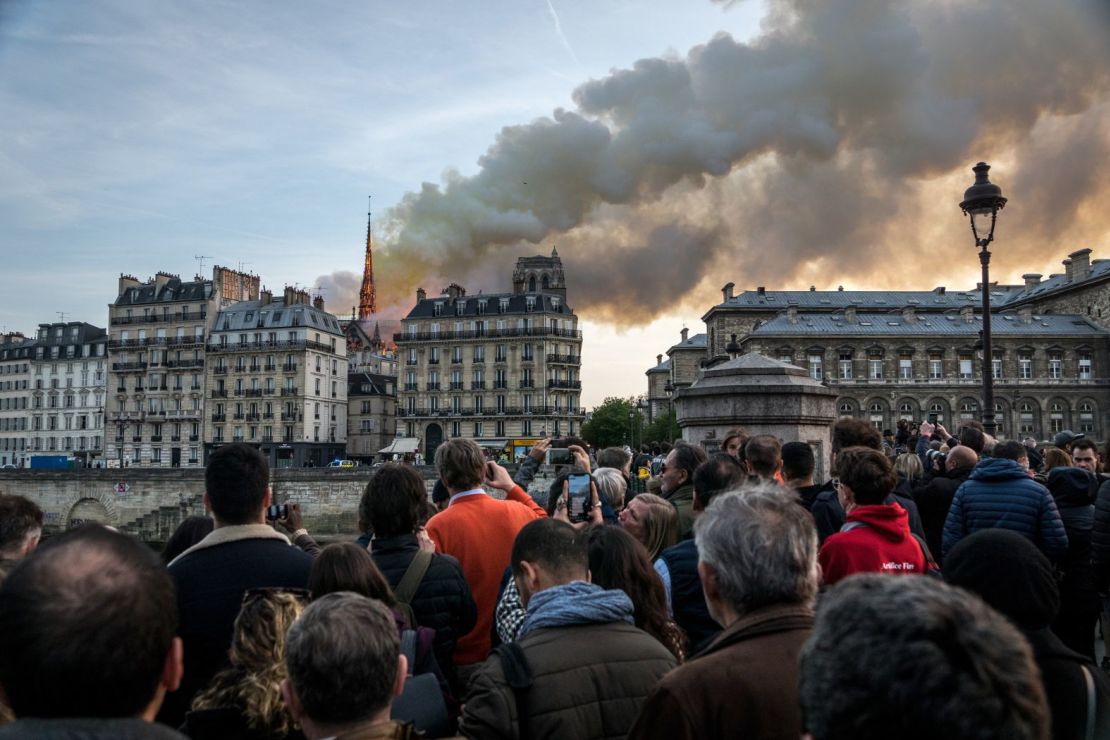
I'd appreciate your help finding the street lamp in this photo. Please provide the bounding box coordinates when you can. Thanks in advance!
[628,410,635,448]
[959,161,1007,435]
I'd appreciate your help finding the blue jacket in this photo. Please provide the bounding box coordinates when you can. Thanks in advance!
[942,457,1068,561]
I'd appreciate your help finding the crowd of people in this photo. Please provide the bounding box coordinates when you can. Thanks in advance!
[1,419,1110,738]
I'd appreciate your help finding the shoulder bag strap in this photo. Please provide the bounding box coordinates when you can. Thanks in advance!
[394,548,433,607]
[1081,664,1096,740]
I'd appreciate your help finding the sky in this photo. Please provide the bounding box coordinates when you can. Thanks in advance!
[2,0,1109,408]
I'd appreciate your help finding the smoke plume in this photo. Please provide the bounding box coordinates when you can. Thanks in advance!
[324,0,1110,324]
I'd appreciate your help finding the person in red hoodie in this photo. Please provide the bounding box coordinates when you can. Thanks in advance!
[819,446,927,587]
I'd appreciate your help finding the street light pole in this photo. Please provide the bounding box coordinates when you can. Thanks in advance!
[960,162,1007,436]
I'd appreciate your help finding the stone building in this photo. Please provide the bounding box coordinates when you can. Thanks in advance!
[27,323,107,466]
[105,266,258,467]
[0,333,34,467]
[647,248,1110,442]
[204,288,348,468]
[346,372,398,462]
[394,248,584,459]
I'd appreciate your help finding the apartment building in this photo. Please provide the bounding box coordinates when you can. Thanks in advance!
[0,333,34,467]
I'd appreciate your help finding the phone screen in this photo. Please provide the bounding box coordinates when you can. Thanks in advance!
[928,413,938,424]
[567,473,591,521]
[547,448,572,466]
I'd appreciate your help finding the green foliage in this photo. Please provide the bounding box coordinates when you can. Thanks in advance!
[581,397,645,449]
[644,408,681,446]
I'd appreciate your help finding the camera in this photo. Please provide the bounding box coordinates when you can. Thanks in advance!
[926,449,947,470]
[266,504,288,521]
[546,448,573,466]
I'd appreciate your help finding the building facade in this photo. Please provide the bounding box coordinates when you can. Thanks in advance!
[0,333,34,467]
[648,248,1110,442]
[105,266,257,467]
[27,323,107,465]
[394,249,584,459]
[347,372,398,461]
[203,288,348,468]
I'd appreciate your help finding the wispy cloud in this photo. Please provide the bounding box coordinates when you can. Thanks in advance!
[544,0,582,67]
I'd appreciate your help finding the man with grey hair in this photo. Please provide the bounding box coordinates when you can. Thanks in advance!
[799,575,1049,740]
[281,592,410,740]
[592,467,628,512]
[629,482,818,740]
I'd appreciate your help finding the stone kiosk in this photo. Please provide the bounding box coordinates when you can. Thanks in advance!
[675,352,838,480]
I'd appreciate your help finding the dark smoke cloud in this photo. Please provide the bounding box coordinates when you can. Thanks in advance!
[322,0,1110,324]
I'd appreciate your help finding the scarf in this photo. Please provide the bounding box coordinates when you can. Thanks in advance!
[517,581,634,638]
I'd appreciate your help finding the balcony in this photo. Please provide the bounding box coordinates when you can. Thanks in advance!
[164,359,204,369]
[189,434,200,442]
[211,414,226,422]
[428,359,440,365]
[246,413,261,422]
[450,382,464,390]
[242,389,263,397]
[521,355,535,363]
[263,412,274,419]
[493,382,508,389]
[473,356,485,364]
[546,353,581,364]
[264,364,277,372]
[233,414,245,421]
[404,383,418,391]
[170,436,181,442]
[150,435,162,442]
[519,381,534,389]
[394,326,582,342]
[283,363,298,373]
[471,382,486,390]
[280,388,299,396]
[281,412,300,421]
[110,311,207,326]
[214,367,228,375]
[495,355,508,363]
[249,365,261,373]
[206,339,332,354]
[112,362,148,372]
[547,380,582,390]
[426,383,440,391]
[262,435,274,443]
[211,390,228,398]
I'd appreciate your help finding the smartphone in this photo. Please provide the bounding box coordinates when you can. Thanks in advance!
[566,473,591,522]
[547,448,572,466]
[266,503,288,520]
[927,413,938,424]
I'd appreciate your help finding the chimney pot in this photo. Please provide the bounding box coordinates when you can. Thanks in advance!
[1022,273,1042,290]
[656,354,662,365]
[416,287,426,302]
[1069,248,1092,281]
[680,327,689,342]
[722,282,735,301]
[757,286,765,295]
[1063,258,1074,283]
[1019,306,1033,324]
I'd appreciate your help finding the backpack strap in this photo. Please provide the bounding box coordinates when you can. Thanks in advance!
[841,521,941,576]
[1081,664,1096,740]
[394,549,433,612]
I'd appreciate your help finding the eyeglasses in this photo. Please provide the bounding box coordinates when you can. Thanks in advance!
[831,478,842,492]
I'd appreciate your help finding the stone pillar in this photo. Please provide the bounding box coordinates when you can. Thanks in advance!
[674,353,839,481]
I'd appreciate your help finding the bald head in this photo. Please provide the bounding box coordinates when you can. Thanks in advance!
[946,446,978,474]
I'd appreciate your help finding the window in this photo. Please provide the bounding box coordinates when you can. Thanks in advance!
[958,358,973,380]
[451,421,461,437]
[1079,401,1095,433]
[1049,401,1066,434]
[992,357,1003,380]
[474,421,483,437]
[1049,355,1062,380]
[899,358,912,380]
[808,354,823,381]
[838,353,852,380]
[1019,354,1033,380]
[869,359,883,380]
[928,356,943,380]
[1079,355,1092,380]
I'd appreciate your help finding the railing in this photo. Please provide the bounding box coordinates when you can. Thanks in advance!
[283,364,298,372]
[207,339,333,354]
[519,381,534,389]
[395,326,582,342]
[164,359,204,369]
[281,412,300,421]
[471,382,486,390]
[450,382,464,390]
[112,362,148,372]
[280,388,299,396]
[211,414,226,422]
[547,380,581,389]
[242,389,263,397]
[151,436,162,442]
[111,311,207,326]
[426,383,440,391]
[211,390,228,398]
[213,367,228,374]
[546,354,581,364]
[108,336,205,349]
[398,405,587,418]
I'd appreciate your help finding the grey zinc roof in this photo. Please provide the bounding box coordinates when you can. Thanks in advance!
[713,288,1027,311]
[1003,259,1110,303]
[214,298,343,335]
[646,358,672,373]
[750,311,1106,337]
[404,291,573,319]
[114,277,212,306]
[348,372,394,396]
[668,333,707,352]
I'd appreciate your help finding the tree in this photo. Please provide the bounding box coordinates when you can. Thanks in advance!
[644,408,681,446]
[581,397,644,449]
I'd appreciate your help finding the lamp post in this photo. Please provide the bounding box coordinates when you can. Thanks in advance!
[959,161,1007,435]
[628,410,635,448]
[664,381,676,442]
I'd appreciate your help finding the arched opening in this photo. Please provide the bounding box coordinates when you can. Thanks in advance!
[67,498,110,529]
[528,276,536,292]
[541,274,550,289]
[424,423,444,461]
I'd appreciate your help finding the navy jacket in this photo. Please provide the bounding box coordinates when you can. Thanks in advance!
[942,457,1068,561]
[369,534,477,674]
[658,539,719,654]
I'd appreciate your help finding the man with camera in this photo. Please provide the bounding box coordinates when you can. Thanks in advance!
[158,443,314,727]
[912,443,978,565]
[425,438,546,691]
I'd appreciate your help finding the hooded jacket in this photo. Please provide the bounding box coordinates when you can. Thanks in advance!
[942,457,1068,561]
[818,503,926,586]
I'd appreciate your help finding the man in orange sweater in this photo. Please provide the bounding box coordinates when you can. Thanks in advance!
[425,438,546,689]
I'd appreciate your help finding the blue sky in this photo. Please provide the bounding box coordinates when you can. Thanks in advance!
[0,0,764,404]
[2,0,1108,407]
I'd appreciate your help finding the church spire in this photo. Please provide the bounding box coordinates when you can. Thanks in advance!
[358,196,377,319]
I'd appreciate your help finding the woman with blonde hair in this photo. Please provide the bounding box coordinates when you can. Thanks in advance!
[618,492,680,561]
[183,588,308,739]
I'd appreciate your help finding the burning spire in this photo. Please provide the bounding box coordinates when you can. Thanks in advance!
[358,196,377,319]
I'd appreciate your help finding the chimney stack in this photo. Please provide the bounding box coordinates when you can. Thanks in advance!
[656,354,663,366]
[902,305,916,322]
[722,282,735,302]
[1063,258,1074,282]
[416,287,426,302]
[787,303,798,324]
[681,327,689,342]
[1069,248,1092,281]
[118,274,141,295]
[757,286,766,296]
[1019,306,1033,324]
[844,304,857,323]
[1022,273,1042,290]
[260,288,272,306]
[312,295,325,311]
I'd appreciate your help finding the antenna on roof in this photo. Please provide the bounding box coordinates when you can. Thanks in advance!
[237,261,252,273]
[195,255,211,277]
[56,312,68,323]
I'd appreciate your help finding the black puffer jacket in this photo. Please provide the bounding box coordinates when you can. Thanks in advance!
[1092,479,1110,591]
[911,470,972,566]
[370,534,478,674]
